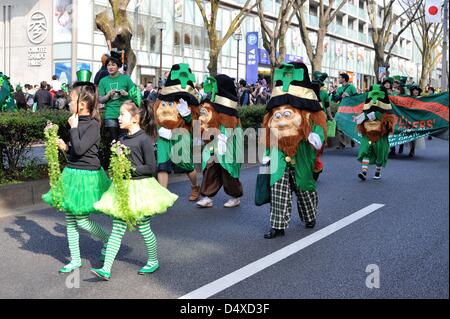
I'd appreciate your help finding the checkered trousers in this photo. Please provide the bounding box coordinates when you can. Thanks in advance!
[270,166,318,229]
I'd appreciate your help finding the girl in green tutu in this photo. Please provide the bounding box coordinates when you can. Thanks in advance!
[42,70,112,273]
[91,100,178,281]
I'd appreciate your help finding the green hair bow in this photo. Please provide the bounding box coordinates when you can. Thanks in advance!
[368,84,386,103]
[170,63,196,89]
[274,63,304,92]
[203,76,218,102]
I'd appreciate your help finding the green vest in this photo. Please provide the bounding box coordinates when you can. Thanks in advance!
[202,125,243,178]
[156,114,194,171]
[268,124,325,191]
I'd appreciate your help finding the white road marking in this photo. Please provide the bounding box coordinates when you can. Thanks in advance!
[179,203,385,299]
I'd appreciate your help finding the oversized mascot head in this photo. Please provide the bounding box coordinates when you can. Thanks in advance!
[153,63,200,130]
[358,84,395,143]
[198,74,240,134]
[262,62,327,157]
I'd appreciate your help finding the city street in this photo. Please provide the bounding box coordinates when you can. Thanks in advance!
[0,139,447,299]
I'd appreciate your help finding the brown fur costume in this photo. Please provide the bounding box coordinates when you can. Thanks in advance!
[262,107,327,157]
[357,113,396,143]
[152,99,193,132]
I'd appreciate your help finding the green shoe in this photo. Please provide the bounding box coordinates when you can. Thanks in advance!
[90,268,111,281]
[138,263,159,275]
[59,262,82,273]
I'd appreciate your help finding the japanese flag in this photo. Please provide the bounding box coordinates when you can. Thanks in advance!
[425,0,442,23]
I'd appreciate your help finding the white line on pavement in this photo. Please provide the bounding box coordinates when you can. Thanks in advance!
[179,203,385,299]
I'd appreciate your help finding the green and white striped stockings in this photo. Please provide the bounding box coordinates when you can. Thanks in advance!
[64,213,109,268]
[101,217,158,273]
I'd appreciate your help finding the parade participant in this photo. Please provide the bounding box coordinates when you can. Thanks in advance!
[91,101,178,280]
[98,50,141,167]
[331,73,357,149]
[312,71,332,181]
[261,62,327,239]
[153,63,201,201]
[196,74,244,208]
[381,77,394,94]
[42,70,112,273]
[355,84,395,180]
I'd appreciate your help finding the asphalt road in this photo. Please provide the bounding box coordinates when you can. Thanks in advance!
[0,138,448,299]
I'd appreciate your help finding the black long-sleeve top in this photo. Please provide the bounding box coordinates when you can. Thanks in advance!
[67,116,101,170]
[120,129,156,179]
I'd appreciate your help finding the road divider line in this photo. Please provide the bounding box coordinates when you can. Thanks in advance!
[179,203,385,299]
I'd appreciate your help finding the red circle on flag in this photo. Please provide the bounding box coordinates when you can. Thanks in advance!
[429,6,439,15]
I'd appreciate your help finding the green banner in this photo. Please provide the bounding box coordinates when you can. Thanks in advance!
[335,92,449,146]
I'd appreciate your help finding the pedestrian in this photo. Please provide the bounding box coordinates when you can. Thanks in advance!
[196,74,243,208]
[42,70,112,273]
[381,77,393,94]
[261,62,327,239]
[331,73,357,149]
[24,84,35,110]
[238,79,251,106]
[153,63,201,201]
[34,81,53,111]
[312,71,332,181]
[427,86,435,96]
[50,75,62,92]
[355,84,395,180]
[13,84,27,110]
[91,100,178,280]
[53,89,69,110]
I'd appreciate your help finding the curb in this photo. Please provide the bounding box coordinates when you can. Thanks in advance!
[0,163,259,217]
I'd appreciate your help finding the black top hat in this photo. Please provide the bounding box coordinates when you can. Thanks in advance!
[363,84,393,114]
[409,85,422,96]
[266,62,322,113]
[159,63,200,106]
[203,74,239,117]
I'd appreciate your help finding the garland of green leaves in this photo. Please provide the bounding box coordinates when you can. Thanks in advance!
[109,140,136,229]
[44,121,64,210]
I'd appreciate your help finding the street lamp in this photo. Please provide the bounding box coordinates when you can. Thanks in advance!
[233,30,243,83]
[155,20,167,86]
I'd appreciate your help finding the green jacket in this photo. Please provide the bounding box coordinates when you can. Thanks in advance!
[268,124,325,191]
[202,125,243,179]
[319,88,330,111]
[332,83,357,103]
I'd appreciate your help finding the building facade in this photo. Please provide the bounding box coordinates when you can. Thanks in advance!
[0,0,439,90]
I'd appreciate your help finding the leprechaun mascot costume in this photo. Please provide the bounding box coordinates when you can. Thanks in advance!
[153,63,201,200]
[196,74,244,208]
[356,84,395,180]
[262,62,327,239]
[0,72,16,112]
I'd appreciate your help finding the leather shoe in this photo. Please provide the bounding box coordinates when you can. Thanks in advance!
[305,220,316,229]
[264,228,285,239]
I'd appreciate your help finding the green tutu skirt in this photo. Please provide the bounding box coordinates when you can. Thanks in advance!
[94,177,178,222]
[42,167,111,215]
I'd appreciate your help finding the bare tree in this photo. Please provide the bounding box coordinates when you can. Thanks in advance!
[293,0,348,73]
[195,0,256,76]
[257,0,296,83]
[365,0,423,78]
[408,4,443,89]
[96,0,136,75]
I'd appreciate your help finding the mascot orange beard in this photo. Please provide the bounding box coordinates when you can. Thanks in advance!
[198,102,240,141]
[153,99,198,132]
[262,105,327,157]
[357,113,396,143]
